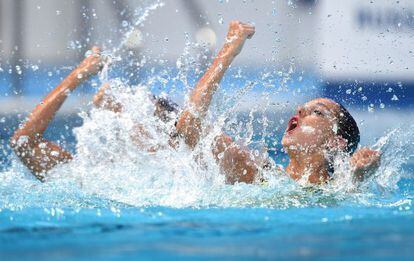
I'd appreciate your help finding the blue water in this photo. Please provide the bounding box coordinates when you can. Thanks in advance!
[0,48,413,259]
[1,206,413,260]
[1,0,413,257]
[1,112,413,260]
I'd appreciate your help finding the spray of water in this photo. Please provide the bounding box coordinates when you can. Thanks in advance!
[0,1,413,211]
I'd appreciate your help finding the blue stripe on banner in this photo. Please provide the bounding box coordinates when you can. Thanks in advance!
[322,81,414,109]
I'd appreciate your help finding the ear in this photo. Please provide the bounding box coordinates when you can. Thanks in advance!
[327,136,347,152]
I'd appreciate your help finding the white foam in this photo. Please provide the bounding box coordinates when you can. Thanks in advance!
[300,125,316,134]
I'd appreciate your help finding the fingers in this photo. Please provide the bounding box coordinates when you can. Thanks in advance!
[90,46,104,69]
[351,147,381,170]
[229,20,256,38]
[96,83,111,96]
[245,27,255,39]
[356,147,380,158]
[78,46,105,76]
[230,20,254,28]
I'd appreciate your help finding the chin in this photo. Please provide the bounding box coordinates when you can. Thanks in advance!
[282,133,299,152]
[283,132,321,153]
[281,134,289,148]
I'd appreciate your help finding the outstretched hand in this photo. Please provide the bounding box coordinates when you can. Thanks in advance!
[350,147,381,181]
[225,21,255,57]
[76,46,103,79]
[93,83,123,113]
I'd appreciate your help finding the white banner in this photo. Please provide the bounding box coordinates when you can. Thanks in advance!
[317,0,414,80]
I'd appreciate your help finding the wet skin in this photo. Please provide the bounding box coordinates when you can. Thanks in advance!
[282,98,348,183]
[281,98,380,183]
[10,21,379,185]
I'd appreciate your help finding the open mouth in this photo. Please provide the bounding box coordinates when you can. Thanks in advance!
[286,115,299,133]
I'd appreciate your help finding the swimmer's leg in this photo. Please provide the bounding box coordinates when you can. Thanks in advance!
[10,47,104,181]
[175,21,255,148]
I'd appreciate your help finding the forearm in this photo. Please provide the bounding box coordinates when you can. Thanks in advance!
[10,46,102,178]
[188,46,235,116]
[176,46,236,148]
[176,21,255,149]
[9,71,80,178]
[14,69,85,139]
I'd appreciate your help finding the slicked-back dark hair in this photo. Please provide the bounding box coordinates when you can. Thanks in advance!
[336,103,360,154]
[152,96,179,122]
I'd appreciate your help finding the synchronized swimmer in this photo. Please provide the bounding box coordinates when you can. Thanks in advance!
[10,21,380,184]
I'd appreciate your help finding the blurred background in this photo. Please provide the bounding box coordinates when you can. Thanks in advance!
[0,0,413,158]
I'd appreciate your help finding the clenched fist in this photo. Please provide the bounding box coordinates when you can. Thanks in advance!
[76,46,103,78]
[225,21,255,57]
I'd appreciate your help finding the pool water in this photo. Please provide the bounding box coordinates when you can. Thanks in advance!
[1,112,413,260]
[1,1,413,256]
[1,205,413,260]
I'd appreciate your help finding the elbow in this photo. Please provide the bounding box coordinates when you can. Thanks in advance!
[9,131,21,150]
[9,129,31,152]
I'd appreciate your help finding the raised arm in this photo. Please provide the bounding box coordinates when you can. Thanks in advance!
[10,47,103,180]
[176,21,255,148]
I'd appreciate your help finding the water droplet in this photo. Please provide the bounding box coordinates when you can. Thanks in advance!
[368,104,374,112]
[218,14,224,24]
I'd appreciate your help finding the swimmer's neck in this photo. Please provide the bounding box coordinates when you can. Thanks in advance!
[286,151,329,184]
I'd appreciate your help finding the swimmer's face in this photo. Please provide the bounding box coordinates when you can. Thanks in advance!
[281,98,342,154]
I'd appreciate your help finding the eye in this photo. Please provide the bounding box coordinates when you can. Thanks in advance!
[313,109,323,116]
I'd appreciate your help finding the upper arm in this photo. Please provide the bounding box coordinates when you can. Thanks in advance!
[10,136,72,181]
[175,110,202,149]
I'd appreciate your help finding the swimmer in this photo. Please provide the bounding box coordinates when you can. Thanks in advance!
[9,47,179,180]
[174,21,381,184]
[10,21,379,184]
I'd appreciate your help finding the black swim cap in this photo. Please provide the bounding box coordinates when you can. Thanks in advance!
[336,103,360,154]
[152,95,179,122]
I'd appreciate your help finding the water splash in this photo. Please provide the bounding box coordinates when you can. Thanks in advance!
[2,80,413,209]
[0,1,413,211]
